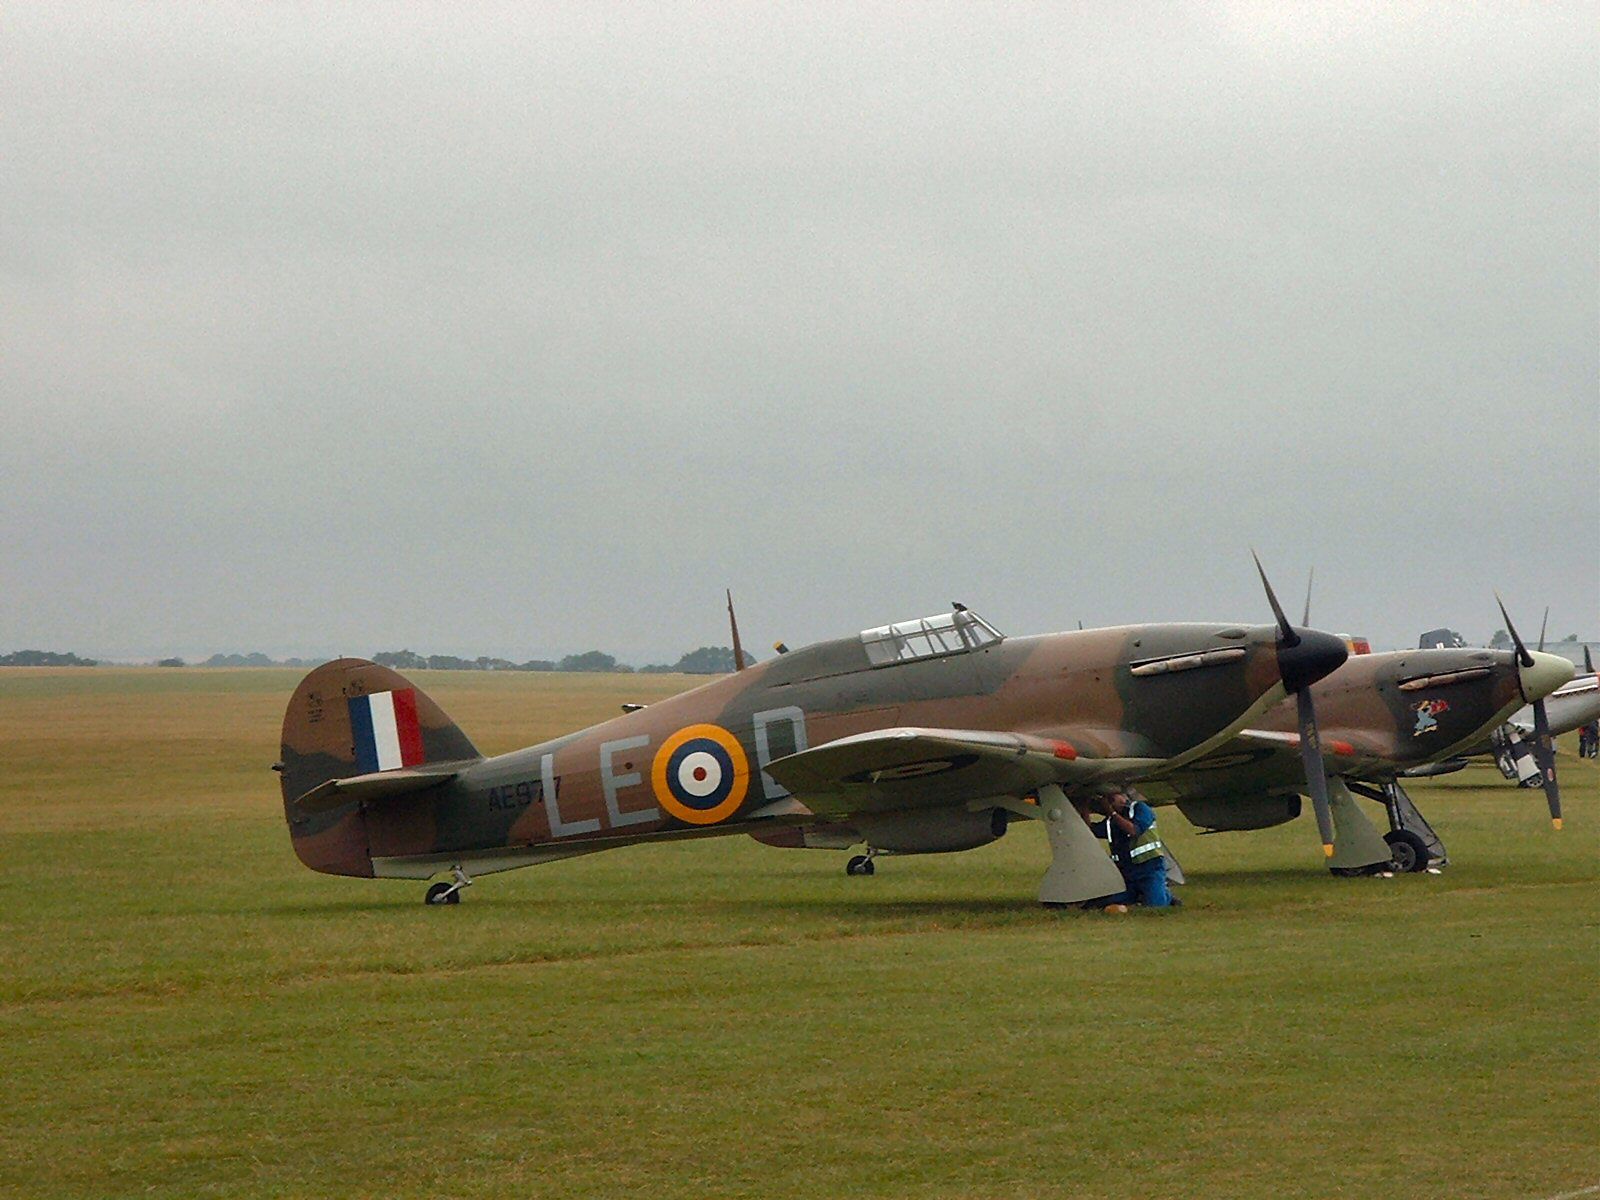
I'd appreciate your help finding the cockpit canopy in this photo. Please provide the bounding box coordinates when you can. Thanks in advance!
[859,609,1004,667]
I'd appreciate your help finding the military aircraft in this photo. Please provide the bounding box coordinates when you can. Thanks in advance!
[278,565,1356,905]
[1128,601,1574,875]
[756,587,1576,878]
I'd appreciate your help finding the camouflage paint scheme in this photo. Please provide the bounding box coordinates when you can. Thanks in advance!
[1467,667,1600,757]
[279,617,1350,884]
[1142,644,1574,829]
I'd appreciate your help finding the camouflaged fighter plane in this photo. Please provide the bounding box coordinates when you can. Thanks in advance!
[1127,600,1574,876]
[752,585,1577,879]
[277,569,1352,905]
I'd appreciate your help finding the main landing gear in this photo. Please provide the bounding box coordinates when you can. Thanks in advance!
[1349,780,1448,874]
[424,864,474,905]
[1383,829,1430,874]
[845,850,878,876]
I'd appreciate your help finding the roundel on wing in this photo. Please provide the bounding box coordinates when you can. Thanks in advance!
[651,724,751,825]
[1186,748,1274,772]
[842,753,979,784]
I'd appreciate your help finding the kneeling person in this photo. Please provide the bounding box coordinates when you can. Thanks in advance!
[1100,789,1173,908]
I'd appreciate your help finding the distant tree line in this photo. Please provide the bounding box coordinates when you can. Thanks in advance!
[638,646,758,674]
[0,650,98,667]
[155,653,320,668]
[371,645,758,675]
[200,652,318,668]
[1490,630,1584,648]
[1,645,761,673]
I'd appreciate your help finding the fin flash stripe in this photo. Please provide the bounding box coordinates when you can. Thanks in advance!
[349,689,424,773]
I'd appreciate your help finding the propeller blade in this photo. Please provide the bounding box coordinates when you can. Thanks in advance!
[1255,553,1343,859]
[1495,594,1536,669]
[1297,689,1335,856]
[1302,566,1314,627]
[1537,606,1549,653]
[1585,644,1594,675]
[1252,550,1299,646]
[1532,698,1563,829]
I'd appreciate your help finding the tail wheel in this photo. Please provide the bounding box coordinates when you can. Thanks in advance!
[1384,829,1431,874]
[425,882,460,905]
[845,855,875,876]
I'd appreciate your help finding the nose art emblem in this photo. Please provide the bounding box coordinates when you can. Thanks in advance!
[1412,698,1449,736]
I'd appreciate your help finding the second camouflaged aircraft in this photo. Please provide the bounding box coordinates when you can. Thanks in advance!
[280,572,1356,905]
[753,589,1576,878]
[1132,605,1574,875]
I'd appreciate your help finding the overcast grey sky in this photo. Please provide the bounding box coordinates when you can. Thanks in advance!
[3,3,1595,664]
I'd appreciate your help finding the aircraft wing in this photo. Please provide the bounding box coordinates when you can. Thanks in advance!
[1140,728,1384,802]
[764,726,1161,818]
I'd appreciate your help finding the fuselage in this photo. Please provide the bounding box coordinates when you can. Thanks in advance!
[284,620,1332,879]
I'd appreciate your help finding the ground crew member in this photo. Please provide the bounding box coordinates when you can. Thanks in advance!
[1579,720,1599,760]
[1096,789,1175,908]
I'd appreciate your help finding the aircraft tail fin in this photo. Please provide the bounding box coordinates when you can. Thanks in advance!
[277,659,480,876]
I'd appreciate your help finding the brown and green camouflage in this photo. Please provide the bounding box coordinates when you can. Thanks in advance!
[279,613,1349,884]
[278,608,1573,892]
[1142,644,1573,829]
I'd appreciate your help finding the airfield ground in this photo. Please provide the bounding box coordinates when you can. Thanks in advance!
[0,667,1595,1199]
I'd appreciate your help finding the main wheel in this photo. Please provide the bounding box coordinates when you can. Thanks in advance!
[1384,829,1431,874]
[845,855,875,876]
[425,882,460,905]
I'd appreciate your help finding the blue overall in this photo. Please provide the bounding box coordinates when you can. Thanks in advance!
[1103,800,1171,908]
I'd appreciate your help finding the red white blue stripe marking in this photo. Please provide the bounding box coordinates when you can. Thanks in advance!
[348,689,425,772]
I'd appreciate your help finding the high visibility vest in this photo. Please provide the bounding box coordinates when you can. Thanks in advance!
[1127,822,1164,864]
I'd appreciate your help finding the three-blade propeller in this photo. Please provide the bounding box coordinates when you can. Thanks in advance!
[1255,552,1341,858]
[1496,596,1562,830]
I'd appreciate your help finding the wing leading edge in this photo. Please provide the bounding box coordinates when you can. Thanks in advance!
[1136,728,1382,804]
[764,726,1163,819]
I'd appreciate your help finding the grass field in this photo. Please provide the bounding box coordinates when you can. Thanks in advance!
[1,667,1595,1199]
